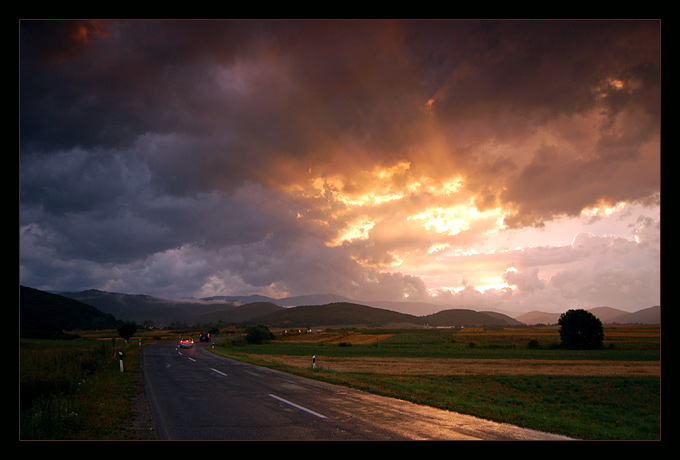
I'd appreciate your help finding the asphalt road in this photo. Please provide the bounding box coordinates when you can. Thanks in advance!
[142,341,571,441]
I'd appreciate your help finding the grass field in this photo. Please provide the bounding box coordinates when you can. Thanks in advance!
[19,336,152,440]
[19,325,660,440]
[212,325,661,440]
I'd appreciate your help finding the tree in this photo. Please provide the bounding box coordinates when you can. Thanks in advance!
[244,325,274,344]
[558,309,604,350]
[117,322,137,341]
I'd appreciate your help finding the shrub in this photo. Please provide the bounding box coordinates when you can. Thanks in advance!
[117,323,137,341]
[527,339,541,349]
[244,325,275,344]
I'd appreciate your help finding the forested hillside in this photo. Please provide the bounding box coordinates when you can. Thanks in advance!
[20,286,119,337]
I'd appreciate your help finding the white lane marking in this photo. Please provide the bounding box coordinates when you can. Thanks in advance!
[211,368,228,377]
[188,358,196,362]
[268,394,327,419]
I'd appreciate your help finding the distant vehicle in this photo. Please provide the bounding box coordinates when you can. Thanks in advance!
[199,333,211,342]
[179,337,194,348]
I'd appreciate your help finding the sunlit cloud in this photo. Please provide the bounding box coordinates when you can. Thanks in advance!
[427,243,450,254]
[329,217,376,247]
[19,20,660,314]
[579,201,627,221]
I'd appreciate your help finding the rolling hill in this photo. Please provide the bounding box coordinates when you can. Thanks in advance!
[198,302,523,329]
[253,302,424,328]
[190,302,286,325]
[609,305,660,324]
[22,286,660,331]
[23,286,521,329]
[20,285,120,336]
[515,305,660,325]
[425,309,523,327]
[60,289,240,326]
[56,289,519,328]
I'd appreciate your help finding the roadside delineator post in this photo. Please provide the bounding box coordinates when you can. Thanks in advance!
[118,351,124,372]
[312,355,316,369]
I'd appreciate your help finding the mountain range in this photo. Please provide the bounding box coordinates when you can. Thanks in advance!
[25,287,660,329]
[54,289,523,328]
[514,306,660,325]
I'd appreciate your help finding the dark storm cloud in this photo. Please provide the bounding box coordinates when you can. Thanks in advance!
[19,20,660,305]
[20,20,253,151]
[21,20,659,195]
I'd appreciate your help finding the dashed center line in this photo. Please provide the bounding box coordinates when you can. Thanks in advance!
[184,356,323,419]
[268,394,327,419]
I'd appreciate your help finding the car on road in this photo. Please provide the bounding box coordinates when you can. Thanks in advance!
[199,333,211,342]
[179,337,194,348]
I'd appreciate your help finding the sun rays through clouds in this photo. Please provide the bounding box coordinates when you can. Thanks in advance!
[20,20,660,314]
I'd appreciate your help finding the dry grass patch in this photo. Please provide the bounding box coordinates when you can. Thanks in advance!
[451,324,659,344]
[245,355,660,377]
[276,331,394,345]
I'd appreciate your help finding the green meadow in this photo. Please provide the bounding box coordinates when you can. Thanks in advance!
[20,336,151,440]
[213,325,661,440]
[20,325,660,440]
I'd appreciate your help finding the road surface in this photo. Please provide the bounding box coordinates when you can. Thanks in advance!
[142,341,571,440]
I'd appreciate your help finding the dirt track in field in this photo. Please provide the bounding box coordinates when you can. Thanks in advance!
[249,354,660,377]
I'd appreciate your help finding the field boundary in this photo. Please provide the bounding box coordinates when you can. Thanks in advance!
[247,354,660,377]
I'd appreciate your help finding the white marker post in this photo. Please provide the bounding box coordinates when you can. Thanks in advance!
[312,355,316,369]
[118,351,124,372]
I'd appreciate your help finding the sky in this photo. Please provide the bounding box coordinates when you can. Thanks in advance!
[19,20,661,315]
